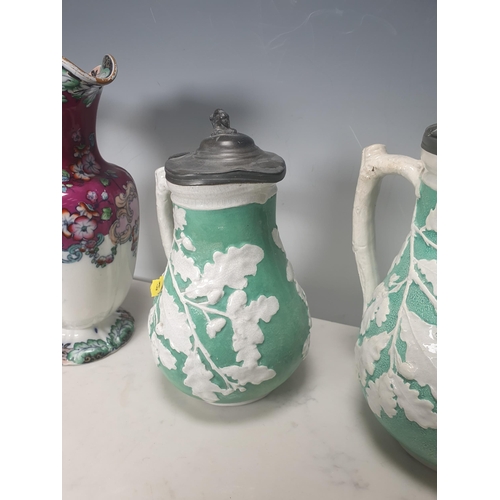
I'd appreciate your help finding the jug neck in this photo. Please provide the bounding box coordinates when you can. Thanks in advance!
[62,55,117,167]
[62,81,102,164]
[167,182,278,211]
[421,149,437,191]
[62,91,104,164]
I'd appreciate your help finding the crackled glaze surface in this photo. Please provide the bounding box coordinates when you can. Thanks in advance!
[353,145,437,469]
[148,171,311,404]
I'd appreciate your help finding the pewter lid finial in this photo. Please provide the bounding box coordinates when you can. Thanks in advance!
[210,109,237,135]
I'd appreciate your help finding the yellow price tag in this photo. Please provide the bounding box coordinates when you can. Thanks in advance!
[150,275,164,297]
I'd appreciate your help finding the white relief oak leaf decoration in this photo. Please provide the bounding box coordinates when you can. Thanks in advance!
[356,200,437,429]
[170,248,201,283]
[425,208,437,232]
[388,273,401,289]
[221,290,279,385]
[355,331,391,386]
[302,333,311,360]
[396,309,437,398]
[152,215,282,403]
[158,289,193,356]
[272,227,310,308]
[185,244,264,304]
[173,206,187,230]
[151,327,177,370]
[365,372,397,418]
[180,232,196,251]
[271,227,285,252]
[360,282,391,335]
[286,261,294,281]
[389,236,409,270]
[390,371,437,429]
[182,350,222,403]
[416,259,437,297]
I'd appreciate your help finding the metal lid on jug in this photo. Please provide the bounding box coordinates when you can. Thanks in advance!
[421,124,437,155]
[164,109,286,185]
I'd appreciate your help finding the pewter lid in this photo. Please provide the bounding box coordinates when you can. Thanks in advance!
[164,109,286,185]
[421,123,437,155]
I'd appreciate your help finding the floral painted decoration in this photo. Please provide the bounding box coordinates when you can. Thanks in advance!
[62,127,139,268]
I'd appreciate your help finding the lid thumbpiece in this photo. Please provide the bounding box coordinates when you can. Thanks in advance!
[421,124,437,155]
[164,109,286,186]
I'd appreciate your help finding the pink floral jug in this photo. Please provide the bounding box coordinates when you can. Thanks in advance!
[62,55,139,365]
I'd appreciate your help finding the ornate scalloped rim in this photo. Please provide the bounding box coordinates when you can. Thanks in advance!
[62,54,118,86]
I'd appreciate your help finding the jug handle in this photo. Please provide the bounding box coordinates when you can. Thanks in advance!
[155,167,174,261]
[352,144,424,311]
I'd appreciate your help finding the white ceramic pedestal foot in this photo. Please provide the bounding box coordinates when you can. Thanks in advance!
[62,308,134,365]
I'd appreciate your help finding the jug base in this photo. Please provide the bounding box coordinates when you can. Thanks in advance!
[207,395,267,407]
[62,308,134,366]
[400,443,437,471]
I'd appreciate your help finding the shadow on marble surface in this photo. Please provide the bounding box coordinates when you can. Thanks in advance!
[356,397,437,489]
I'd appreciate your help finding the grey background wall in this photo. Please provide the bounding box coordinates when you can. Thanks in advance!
[62,0,436,327]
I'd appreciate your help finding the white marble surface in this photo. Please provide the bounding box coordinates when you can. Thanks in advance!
[63,280,437,500]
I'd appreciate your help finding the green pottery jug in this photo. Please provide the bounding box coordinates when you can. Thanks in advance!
[148,109,311,405]
[352,124,437,469]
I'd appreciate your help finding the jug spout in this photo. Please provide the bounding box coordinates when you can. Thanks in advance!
[62,54,117,108]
